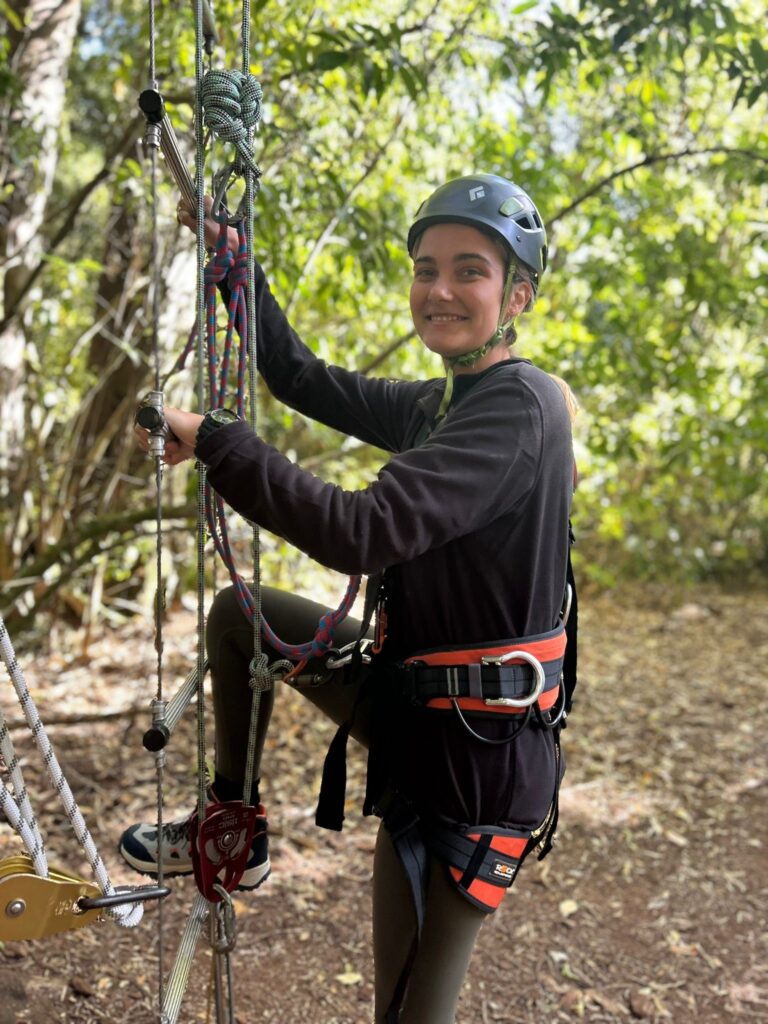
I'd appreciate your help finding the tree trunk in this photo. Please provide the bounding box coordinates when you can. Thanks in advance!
[0,0,83,578]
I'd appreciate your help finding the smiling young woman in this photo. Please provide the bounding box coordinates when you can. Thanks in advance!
[124,173,576,1024]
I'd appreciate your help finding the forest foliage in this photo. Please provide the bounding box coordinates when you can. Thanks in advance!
[0,0,766,632]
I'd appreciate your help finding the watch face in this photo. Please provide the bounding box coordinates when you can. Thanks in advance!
[211,409,238,424]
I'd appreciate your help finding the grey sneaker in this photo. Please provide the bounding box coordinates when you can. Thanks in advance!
[118,801,270,891]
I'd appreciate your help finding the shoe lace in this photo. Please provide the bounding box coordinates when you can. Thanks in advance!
[162,817,192,846]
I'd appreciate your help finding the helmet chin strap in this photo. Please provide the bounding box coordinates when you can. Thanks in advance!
[435,267,518,421]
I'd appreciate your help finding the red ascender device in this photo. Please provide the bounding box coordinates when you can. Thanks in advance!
[190,801,259,902]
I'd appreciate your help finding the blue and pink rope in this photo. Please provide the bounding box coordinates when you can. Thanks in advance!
[201,212,362,669]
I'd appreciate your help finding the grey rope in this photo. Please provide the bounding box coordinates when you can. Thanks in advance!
[157,2,216,1015]
[143,0,167,1006]
[194,0,209,830]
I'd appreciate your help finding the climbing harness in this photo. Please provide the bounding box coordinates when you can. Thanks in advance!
[0,614,168,941]
[314,561,576,1022]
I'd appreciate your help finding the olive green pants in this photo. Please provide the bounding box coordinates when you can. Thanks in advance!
[207,585,486,1023]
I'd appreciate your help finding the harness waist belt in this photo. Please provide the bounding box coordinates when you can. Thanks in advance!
[402,624,566,715]
[401,660,562,701]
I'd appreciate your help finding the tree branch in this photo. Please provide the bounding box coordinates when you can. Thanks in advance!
[0,113,143,332]
[549,146,768,226]
[359,329,416,375]
[6,704,148,731]
[1,503,195,614]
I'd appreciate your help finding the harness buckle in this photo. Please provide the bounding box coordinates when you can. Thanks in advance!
[480,649,545,708]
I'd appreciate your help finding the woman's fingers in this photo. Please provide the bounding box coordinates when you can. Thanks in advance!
[133,422,150,452]
[133,412,196,465]
[176,196,239,251]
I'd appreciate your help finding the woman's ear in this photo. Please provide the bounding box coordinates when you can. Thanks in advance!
[505,280,533,319]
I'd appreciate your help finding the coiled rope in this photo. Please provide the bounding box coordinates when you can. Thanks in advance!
[201,69,262,178]
[0,614,143,927]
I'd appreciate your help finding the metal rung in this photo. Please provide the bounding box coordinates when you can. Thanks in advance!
[161,893,209,1024]
[143,662,206,752]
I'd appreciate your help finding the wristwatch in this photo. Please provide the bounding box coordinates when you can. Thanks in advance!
[196,407,240,446]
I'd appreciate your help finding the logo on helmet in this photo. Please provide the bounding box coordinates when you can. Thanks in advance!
[468,186,485,201]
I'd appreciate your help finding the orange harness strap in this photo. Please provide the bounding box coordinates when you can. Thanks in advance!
[403,625,566,716]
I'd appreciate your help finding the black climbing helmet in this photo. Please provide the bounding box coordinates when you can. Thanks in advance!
[407,174,548,292]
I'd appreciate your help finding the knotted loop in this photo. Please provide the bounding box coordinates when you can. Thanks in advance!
[201,69,263,175]
[248,654,274,693]
[228,253,249,290]
[309,612,336,659]
[204,247,234,285]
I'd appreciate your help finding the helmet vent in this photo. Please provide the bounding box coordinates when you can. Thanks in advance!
[515,215,534,230]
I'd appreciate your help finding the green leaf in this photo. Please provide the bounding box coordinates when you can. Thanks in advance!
[313,51,352,71]
[749,38,768,73]
[0,0,24,31]
[746,82,765,107]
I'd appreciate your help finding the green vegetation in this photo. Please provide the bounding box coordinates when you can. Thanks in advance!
[1,0,766,630]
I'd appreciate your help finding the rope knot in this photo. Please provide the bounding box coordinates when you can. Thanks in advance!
[201,69,262,174]
[204,248,234,285]
[310,612,336,657]
[249,654,273,693]
[228,254,249,290]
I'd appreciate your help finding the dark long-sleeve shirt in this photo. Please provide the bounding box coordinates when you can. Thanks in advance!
[197,265,574,828]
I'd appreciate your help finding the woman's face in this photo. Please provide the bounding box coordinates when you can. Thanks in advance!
[409,223,508,363]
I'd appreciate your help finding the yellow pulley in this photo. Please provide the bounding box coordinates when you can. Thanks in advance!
[0,854,103,941]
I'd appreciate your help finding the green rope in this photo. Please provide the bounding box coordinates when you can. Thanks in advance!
[200,69,262,177]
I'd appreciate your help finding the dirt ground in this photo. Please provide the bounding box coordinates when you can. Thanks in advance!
[1,584,766,1024]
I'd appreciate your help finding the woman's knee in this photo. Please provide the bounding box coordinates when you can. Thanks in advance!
[206,585,244,646]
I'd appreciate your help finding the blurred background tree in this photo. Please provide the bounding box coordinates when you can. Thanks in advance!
[1,0,765,636]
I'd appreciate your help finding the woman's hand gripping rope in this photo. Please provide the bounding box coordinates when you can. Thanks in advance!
[176,194,239,253]
[137,195,242,463]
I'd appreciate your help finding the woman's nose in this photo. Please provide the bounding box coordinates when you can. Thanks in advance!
[428,275,454,300]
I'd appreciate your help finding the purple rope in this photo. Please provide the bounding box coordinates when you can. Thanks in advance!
[202,213,362,660]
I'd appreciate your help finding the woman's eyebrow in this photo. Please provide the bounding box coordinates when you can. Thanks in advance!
[454,252,492,265]
[413,253,493,265]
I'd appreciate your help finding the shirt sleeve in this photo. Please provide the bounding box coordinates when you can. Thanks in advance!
[197,372,551,576]
[247,264,431,454]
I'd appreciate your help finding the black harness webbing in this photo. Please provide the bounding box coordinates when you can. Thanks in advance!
[399,656,562,702]
[315,573,382,831]
[377,793,428,1024]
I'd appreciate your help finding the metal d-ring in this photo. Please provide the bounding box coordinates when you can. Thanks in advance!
[481,649,546,708]
[561,583,573,626]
